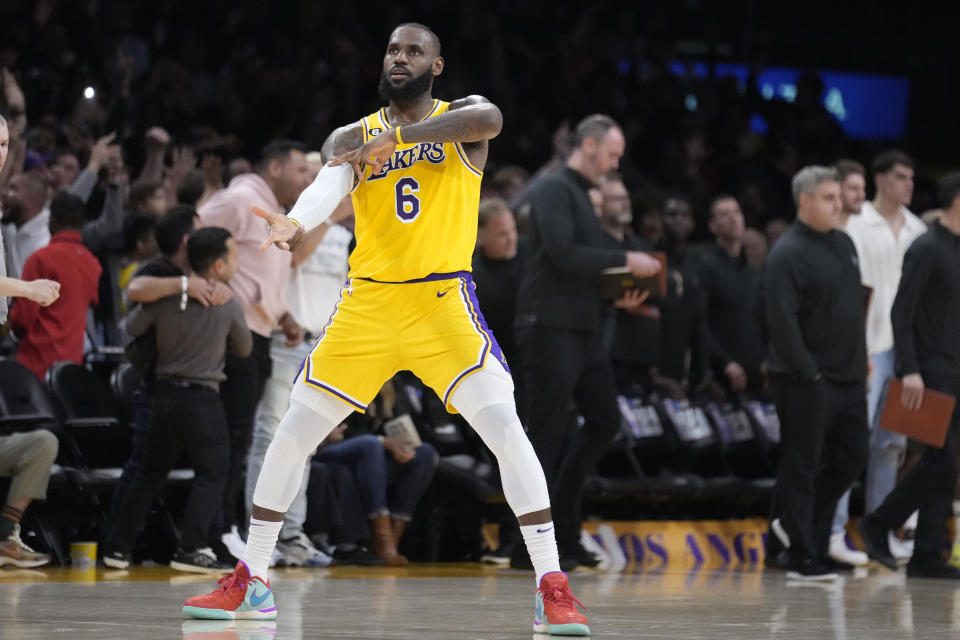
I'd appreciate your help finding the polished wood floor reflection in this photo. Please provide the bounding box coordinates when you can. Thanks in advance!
[1,563,958,638]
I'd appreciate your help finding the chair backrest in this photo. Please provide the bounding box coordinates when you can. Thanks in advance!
[0,358,60,429]
[46,361,120,424]
[110,362,143,426]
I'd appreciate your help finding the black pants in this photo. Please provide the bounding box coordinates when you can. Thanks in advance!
[519,324,620,550]
[305,461,370,545]
[771,375,868,562]
[872,373,960,562]
[108,381,230,553]
[219,332,272,532]
[112,382,152,519]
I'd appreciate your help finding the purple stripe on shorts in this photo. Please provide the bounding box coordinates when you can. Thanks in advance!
[461,274,510,374]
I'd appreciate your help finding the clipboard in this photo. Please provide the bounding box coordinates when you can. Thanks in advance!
[878,379,956,448]
[598,252,668,301]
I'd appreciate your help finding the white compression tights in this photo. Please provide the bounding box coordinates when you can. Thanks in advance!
[252,396,351,513]
[450,360,551,517]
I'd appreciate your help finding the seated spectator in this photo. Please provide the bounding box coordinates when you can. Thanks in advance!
[304,461,384,566]
[104,227,252,572]
[0,430,59,568]
[700,195,767,394]
[1,172,50,278]
[315,417,439,566]
[8,192,101,380]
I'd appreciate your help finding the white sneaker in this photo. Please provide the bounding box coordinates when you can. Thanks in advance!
[771,518,791,549]
[276,531,332,567]
[828,532,868,566]
[220,526,246,562]
[888,532,913,565]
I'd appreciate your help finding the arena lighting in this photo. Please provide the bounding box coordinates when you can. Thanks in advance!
[83,86,96,100]
[666,61,910,140]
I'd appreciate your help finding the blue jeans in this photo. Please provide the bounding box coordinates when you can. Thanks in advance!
[832,349,904,533]
[316,434,438,520]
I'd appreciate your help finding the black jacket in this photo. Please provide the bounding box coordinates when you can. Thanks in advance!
[892,220,960,381]
[516,167,626,332]
[760,220,867,383]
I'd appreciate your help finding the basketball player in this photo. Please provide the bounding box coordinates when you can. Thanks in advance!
[182,23,662,635]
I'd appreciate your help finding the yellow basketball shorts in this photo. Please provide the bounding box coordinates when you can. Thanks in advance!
[291,271,509,413]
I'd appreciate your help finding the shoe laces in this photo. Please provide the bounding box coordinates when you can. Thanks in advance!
[7,524,37,552]
[540,583,585,613]
[214,570,247,595]
[196,547,218,563]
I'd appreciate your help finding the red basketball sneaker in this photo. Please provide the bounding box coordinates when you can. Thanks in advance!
[183,562,277,620]
[533,571,590,636]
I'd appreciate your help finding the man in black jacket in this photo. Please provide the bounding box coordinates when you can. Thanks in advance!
[859,172,960,579]
[761,165,869,581]
[515,114,660,566]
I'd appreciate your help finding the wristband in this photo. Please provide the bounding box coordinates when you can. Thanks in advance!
[395,126,405,145]
[180,275,188,311]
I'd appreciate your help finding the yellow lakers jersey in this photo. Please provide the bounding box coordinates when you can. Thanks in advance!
[348,99,483,282]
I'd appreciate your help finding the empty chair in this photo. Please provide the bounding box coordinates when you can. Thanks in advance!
[0,359,60,436]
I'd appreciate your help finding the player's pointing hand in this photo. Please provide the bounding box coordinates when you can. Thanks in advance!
[252,205,303,252]
[329,129,399,178]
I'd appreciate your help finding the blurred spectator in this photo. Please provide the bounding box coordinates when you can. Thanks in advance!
[1,172,50,278]
[198,139,308,548]
[113,213,158,316]
[762,166,868,580]
[8,192,100,380]
[834,159,866,229]
[244,196,354,567]
[104,227,252,572]
[305,460,383,566]
[314,419,438,566]
[658,197,712,391]
[489,165,529,203]
[765,217,789,248]
[176,169,205,208]
[921,209,942,226]
[225,158,253,183]
[516,114,660,568]
[839,150,925,564]
[47,150,81,193]
[0,430,58,568]
[129,179,168,217]
[0,70,26,192]
[700,195,766,394]
[859,172,960,579]
[742,227,768,268]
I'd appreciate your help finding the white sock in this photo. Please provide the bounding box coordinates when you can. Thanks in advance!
[521,522,561,586]
[243,518,283,581]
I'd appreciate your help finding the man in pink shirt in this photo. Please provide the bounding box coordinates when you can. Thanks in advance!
[198,140,309,549]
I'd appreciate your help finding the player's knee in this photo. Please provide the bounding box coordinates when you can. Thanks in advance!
[451,365,515,422]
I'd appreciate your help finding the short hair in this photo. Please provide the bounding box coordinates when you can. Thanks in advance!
[394,22,442,56]
[187,227,232,274]
[49,191,87,231]
[709,194,738,218]
[792,165,839,206]
[129,180,162,212]
[937,172,960,210]
[176,169,205,207]
[477,198,511,228]
[255,139,307,173]
[872,149,914,176]
[572,114,619,148]
[834,159,866,182]
[155,205,198,257]
[123,213,158,254]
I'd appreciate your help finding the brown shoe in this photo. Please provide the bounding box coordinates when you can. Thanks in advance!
[391,518,408,547]
[370,514,408,566]
[0,525,51,568]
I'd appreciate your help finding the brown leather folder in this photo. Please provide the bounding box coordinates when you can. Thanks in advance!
[598,252,668,301]
[879,379,956,448]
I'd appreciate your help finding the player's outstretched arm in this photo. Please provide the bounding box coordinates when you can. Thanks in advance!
[330,96,502,175]
[252,123,362,250]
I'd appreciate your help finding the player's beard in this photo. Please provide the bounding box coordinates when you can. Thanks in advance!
[378,68,434,104]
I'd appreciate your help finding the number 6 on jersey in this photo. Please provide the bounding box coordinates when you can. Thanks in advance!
[395,177,421,222]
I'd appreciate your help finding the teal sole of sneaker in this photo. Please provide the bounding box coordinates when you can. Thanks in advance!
[183,606,234,620]
[532,622,591,636]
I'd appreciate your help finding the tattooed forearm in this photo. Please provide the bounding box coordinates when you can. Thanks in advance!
[321,124,365,163]
[399,102,503,144]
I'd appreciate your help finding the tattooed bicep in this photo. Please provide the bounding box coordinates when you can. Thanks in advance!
[321,123,364,163]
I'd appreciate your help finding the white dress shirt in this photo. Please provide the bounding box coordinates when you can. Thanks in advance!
[845,201,926,355]
[1,207,51,279]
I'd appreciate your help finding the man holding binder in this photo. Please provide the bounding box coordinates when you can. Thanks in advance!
[516,114,660,567]
[859,172,960,579]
